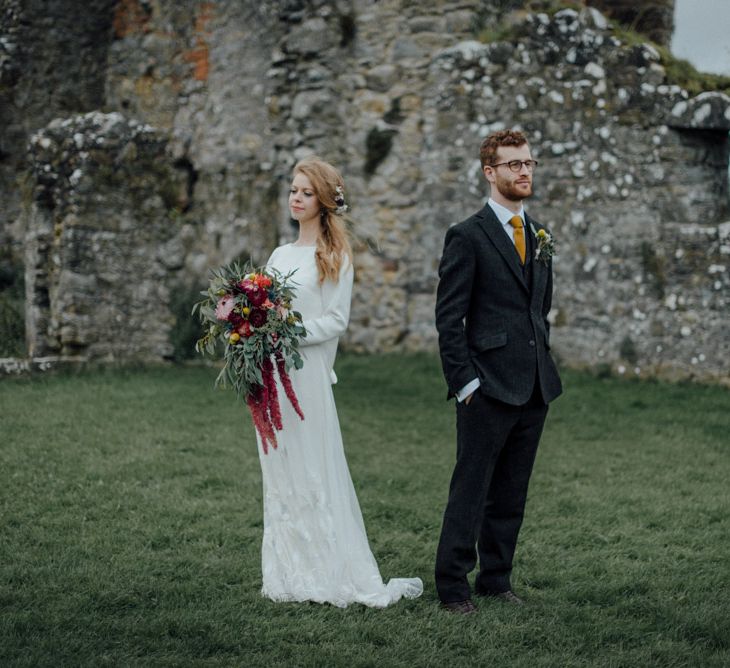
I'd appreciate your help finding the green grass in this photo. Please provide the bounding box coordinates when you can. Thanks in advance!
[1,355,729,667]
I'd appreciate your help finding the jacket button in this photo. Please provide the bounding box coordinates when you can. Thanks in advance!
[529,340,535,346]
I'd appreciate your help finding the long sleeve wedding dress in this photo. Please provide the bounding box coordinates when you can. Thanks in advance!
[257,243,423,607]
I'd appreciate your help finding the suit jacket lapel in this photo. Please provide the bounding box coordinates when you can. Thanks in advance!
[475,204,528,292]
[526,213,547,300]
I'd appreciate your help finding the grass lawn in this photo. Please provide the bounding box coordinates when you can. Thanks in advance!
[1,355,728,667]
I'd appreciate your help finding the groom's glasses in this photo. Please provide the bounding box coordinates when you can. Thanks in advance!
[490,160,539,172]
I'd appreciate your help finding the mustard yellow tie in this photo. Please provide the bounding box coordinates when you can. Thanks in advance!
[509,216,525,265]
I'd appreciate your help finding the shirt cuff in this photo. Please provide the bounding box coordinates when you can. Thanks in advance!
[456,378,480,402]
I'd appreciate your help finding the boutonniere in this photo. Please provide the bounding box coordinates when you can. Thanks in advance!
[530,223,556,265]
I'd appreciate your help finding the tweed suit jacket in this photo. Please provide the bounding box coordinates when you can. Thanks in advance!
[435,203,562,406]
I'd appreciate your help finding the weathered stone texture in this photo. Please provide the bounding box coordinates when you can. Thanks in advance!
[421,9,729,382]
[25,112,182,360]
[2,1,729,382]
[105,0,283,270]
[0,0,116,254]
[586,0,675,46]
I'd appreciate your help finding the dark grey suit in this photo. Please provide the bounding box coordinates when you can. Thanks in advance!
[434,203,562,602]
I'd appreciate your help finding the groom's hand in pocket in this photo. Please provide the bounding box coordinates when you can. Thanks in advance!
[464,392,475,405]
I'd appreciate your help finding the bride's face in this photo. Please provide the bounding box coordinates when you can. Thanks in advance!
[289,173,320,226]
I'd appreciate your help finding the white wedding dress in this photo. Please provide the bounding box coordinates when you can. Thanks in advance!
[257,243,423,607]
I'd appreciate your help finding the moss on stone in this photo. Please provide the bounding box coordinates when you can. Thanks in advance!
[476,23,520,45]
[611,25,730,95]
[588,0,674,46]
[476,3,730,96]
[658,49,730,96]
[475,0,583,44]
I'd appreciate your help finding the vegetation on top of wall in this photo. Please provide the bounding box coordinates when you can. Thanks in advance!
[475,22,520,45]
[610,24,730,95]
[474,0,583,44]
[475,1,730,96]
[658,50,730,96]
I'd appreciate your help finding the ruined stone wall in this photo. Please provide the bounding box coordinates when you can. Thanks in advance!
[0,0,117,255]
[586,0,675,45]
[5,1,730,382]
[422,10,729,382]
[104,0,284,271]
[99,0,496,351]
[24,112,183,360]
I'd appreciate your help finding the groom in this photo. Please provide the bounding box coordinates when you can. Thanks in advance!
[434,129,562,614]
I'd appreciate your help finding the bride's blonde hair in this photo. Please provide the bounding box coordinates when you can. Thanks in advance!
[292,157,352,283]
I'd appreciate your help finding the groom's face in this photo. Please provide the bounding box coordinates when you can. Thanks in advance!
[483,144,534,203]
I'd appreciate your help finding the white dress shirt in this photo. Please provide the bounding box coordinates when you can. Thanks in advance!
[454,199,526,402]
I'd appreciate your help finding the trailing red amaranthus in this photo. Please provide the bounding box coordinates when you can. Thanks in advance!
[276,351,304,420]
[247,389,277,454]
[262,356,282,431]
[245,356,304,451]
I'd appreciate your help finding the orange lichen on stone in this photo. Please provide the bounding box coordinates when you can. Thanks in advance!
[184,2,214,81]
[185,41,209,81]
[195,3,215,36]
[112,0,151,38]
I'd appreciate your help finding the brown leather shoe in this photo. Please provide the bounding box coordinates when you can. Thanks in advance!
[440,599,477,615]
[479,590,524,605]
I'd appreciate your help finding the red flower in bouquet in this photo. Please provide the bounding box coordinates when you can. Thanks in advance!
[254,274,272,289]
[194,263,307,454]
[248,308,267,328]
[239,278,268,306]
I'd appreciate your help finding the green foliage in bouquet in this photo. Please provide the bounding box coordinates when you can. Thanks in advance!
[192,261,306,397]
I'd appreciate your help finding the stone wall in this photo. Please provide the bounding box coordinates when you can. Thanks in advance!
[105,0,284,271]
[24,112,183,360]
[0,0,117,255]
[586,0,675,45]
[422,10,729,382]
[3,1,729,382]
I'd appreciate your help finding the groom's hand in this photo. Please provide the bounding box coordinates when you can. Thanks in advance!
[464,392,474,405]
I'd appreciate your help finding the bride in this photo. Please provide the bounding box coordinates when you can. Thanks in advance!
[258,156,423,608]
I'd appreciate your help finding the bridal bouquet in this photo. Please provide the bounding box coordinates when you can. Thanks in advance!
[193,261,306,454]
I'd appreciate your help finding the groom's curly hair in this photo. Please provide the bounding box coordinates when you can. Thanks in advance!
[480,129,529,167]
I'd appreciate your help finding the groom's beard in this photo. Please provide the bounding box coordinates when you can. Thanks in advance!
[495,175,533,202]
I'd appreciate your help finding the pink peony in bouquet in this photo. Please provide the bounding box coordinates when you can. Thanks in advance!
[193,261,306,453]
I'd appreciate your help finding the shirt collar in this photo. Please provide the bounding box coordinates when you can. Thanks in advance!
[488,198,525,226]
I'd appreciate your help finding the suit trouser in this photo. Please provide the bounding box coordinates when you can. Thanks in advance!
[435,382,548,603]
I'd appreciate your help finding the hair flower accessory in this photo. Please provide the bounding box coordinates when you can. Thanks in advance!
[530,223,556,265]
[334,185,348,215]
